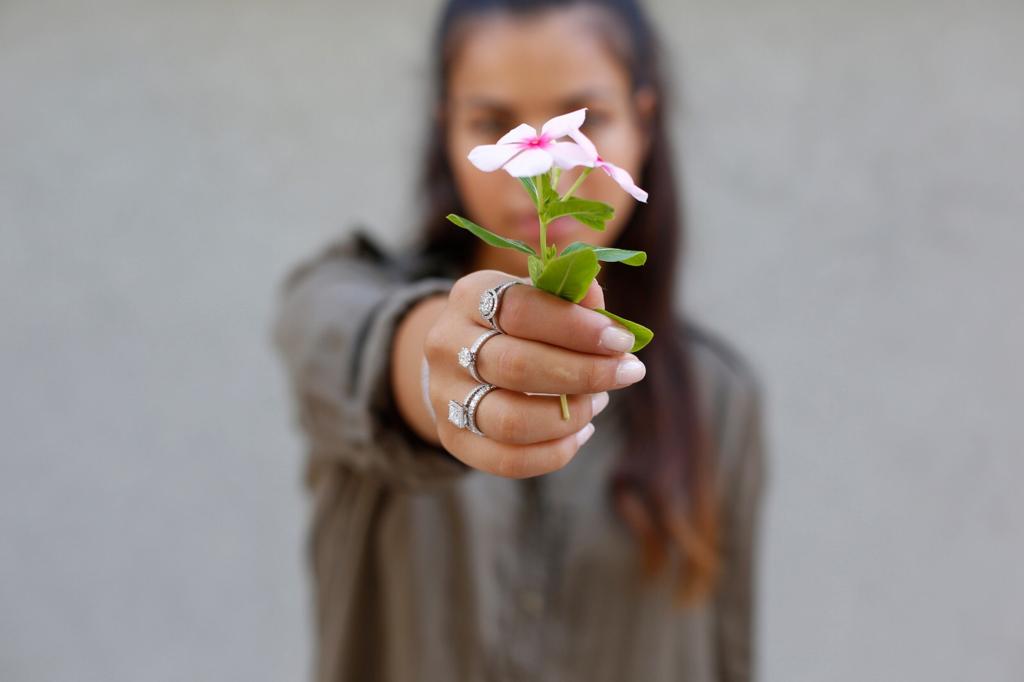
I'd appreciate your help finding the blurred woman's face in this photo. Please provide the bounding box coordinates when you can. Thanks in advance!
[444,7,655,277]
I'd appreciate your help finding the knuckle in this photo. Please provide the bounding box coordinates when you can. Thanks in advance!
[457,270,497,298]
[498,285,528,332]
[577,361,606,393]
[495,405,526,443]
[422,325,446,360]
[450,276,472,305]
[568,309,604,351]
[495,344,528,385]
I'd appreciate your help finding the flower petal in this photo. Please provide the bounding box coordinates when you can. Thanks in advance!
[549,141,596,170]
[502,148,554,177]
[468,143,523,172]
[540,108,587,139]
[567,128,599,161]
[497,123,538,146]
[603,162,649,203]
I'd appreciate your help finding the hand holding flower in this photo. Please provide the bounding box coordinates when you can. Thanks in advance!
[447,107,653,421]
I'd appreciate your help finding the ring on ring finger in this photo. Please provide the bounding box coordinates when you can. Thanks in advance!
[457,329,502,383]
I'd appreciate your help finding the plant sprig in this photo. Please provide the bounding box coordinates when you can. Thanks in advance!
[449,107,653,421]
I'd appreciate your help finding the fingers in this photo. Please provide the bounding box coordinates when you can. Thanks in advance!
[455,329,646,394]
[432,269,637,479]
[451,271,633,355]
[473,386,606,445]
[436,376,608,445]
[439,413,599,479]
[576,278,606,311]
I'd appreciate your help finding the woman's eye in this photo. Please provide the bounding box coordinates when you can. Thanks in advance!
[581,113,608,131]
[470,119,508,135]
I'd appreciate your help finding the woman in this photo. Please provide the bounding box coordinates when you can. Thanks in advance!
[273,1,768,680]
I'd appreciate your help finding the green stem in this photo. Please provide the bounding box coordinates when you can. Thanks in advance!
[560,167,593,201]
[536,172,550,265]
[539,217,548,265]
[532,173,571,421]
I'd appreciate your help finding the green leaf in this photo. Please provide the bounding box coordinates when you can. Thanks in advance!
[527,254,544,286]
[534,248,601,304]
[543,197,614,220]
[560,241,592,255]
[593,309,654,353]
[595,248,646,266]
[538,172,560,204]
[446,214,536,256]
[560,241,646,265]
[541,198,614,232]
[518,177,538,206]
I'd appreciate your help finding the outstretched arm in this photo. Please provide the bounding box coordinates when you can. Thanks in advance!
[714,378,769,682]
[272,234,470,491]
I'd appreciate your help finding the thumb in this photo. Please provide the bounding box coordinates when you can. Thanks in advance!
[576,277,606,311]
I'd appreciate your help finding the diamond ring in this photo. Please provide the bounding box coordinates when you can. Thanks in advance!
[479,280,522,333]
[447,382,497,437]
[458,329,502,382]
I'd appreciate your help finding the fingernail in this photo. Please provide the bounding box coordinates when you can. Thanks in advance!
[591,391,610,416]
[599,324,634,352]
[575,423,596,447]
[615,356,646,385]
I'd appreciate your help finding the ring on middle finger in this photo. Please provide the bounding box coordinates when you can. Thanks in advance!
[457,329,502,383]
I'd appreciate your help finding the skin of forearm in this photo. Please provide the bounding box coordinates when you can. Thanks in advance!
[390,292,449,447]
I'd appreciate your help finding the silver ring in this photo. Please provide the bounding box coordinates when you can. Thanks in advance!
[458,329,502,382]
[447,382,497,437]
[479,280,522,333]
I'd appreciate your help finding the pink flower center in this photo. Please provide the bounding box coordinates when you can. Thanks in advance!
[521,134,552,149]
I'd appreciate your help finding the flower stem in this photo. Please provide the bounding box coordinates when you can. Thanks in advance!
[539,217,548,265]
[533,173,550,264]
[532,173,570,421]
[560,167,593,201]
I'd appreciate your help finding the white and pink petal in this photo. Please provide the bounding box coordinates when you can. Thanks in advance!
[468,143,523,172]
[496,123,538,146]
[548,141,596,170]
[540,108,587,139]
[602,162,648,203]
[502,147,554,177]
[567,128,599,161]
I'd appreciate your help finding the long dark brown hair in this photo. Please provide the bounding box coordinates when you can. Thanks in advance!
[410,0,720,607]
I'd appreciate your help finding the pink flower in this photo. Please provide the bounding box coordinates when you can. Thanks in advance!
[467,108,593,178]
[568,128,649,203]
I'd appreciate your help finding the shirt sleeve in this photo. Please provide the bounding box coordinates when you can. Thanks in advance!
[714,368,769,682]
[271,235,473,492]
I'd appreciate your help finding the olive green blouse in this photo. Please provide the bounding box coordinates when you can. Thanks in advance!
[272,229,769,682]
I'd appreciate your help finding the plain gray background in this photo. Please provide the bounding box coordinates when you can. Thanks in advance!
[2,1,1022,680]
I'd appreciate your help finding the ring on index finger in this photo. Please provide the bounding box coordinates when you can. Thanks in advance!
[458,328,502,383]
[479,280,522,333]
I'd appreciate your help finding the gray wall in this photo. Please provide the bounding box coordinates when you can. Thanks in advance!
[2,1,1021,680]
